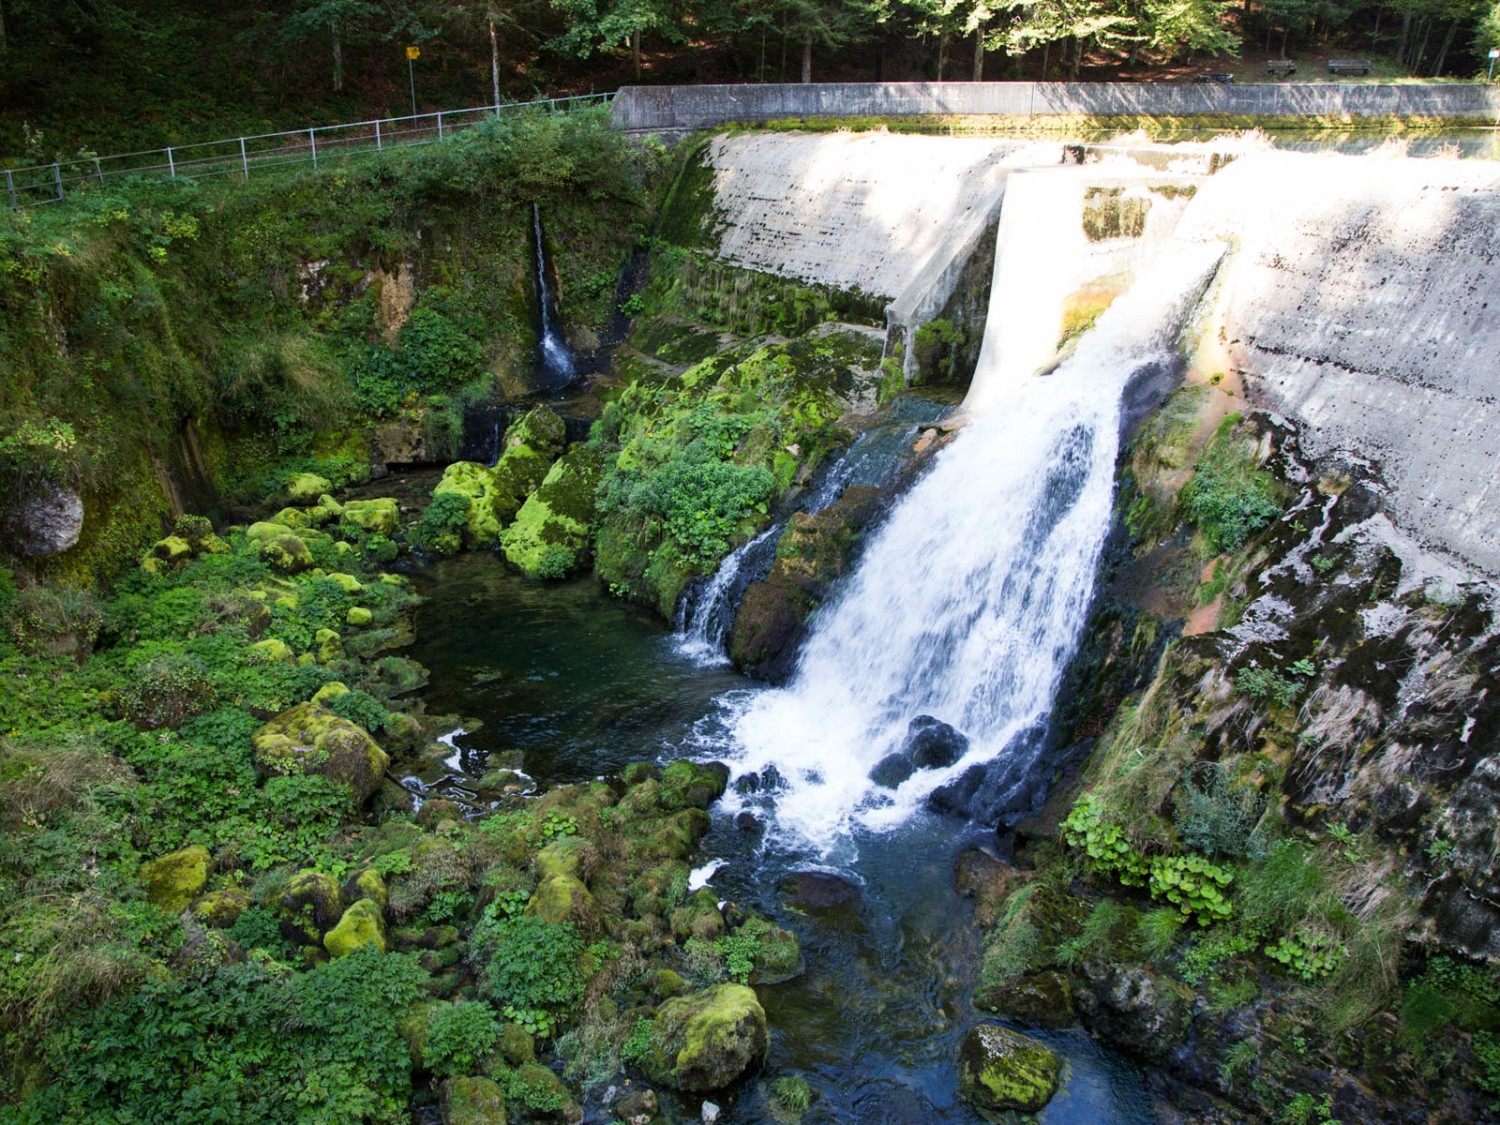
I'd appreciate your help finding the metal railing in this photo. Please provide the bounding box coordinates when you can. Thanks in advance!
[2,92,615,210]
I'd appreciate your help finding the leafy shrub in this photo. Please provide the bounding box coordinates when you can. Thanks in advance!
[119,652,217,730]
[329,689,389,734]
[1180,415,1280,554]
[621,1017,656,1068]
[1173,765,1263,859]
[424,1001,501,1079]
[1149,854,1234,926]
[414,491,470,554]
[1062,795,1150,887]
[478,917,586,1039]
[1236,665,1303,708]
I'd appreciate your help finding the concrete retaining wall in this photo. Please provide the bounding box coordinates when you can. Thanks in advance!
[612,81,1500,131]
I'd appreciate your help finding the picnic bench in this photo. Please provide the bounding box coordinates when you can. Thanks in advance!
[1328,59,1372,75]
[1193,73,1235,84]
[1266,59,1297,75]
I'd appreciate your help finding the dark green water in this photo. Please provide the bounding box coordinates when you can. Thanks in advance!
[408,555,1156,1124]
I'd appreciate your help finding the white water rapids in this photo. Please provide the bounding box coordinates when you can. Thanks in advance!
[697,244,1224,854]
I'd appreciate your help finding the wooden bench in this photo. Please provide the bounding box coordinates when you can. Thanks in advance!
[1266,59,1297,75]
[1193,73,1235,84]
[1328,59,1372,75]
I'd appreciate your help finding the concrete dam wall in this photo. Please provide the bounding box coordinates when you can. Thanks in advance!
[693,131,1500,574]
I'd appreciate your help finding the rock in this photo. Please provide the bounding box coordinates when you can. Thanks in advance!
[660,760,730,811]
[440,1075,507,1125]
[250,637,295,663]
[495,1022,536,1066]
[190,887,252,928]
[269,506,311,529]
[416,798,465,827]
[139,845,211,913]
[433,462,505,550]
[507,1062,578,1121]
[341,498,399,536]
[251,701,390,803]
[616,1086,658,1125]
[903,715,969,770]
[7,479,83,556]
[312,681,349,706]
[957,1024,1062,1115]
[259,532,315,573]
[288,473,334,504]
[783,871,860,912]
[314,627,342,662]
[973,970,1075,1027]
[347,606,373,626]
[142,535,193,575]
[869,751,915,789]
[526,873,603,933]
[953,847,1020,929]
[701,1101,720,1124]
[324,571,364,593]
[324,898,386,957]
[747,925,803,985]
[646,983,768,1093]
[1076,963,1192,1063]
[734,811,762,833]
[490,406,568,521]
[343,867,389,911]
[501,443,605,578]
[279,870,345,937]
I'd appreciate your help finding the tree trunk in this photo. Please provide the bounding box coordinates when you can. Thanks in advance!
[1280,26,1288,60]
[1041,40,1050,80]
[937,32,947,80]
[331,22,343,92]
[1431,19,1457,76]
[801,31,812,83]
[1396,11,1411,67]
[973,26,985,81]
[1070,35,1082,80]
[1371,7,1382,50]
[759,23,766,81]
[631,28,641,79]
[488,16,501,107]
[0,0,8,57]
[1412,19,1431,73]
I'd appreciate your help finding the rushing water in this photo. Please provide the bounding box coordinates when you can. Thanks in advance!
[532,201,577,390]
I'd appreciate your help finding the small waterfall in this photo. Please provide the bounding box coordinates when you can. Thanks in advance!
[675,527,780,665]
[532,202,577,391]
[704,244,1224,854]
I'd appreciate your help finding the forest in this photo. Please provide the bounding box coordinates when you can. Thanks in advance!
[2,0,1499,155]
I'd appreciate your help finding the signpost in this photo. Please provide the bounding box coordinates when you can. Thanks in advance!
[406,45,420,116]
[1489,49,1498,84]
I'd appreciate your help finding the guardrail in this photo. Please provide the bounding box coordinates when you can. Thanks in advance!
[3,92,614,210]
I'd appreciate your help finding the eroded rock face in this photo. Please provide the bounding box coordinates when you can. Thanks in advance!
[7,480,84,556]
[1076,963,1193,1065]
[957,1023,1062,1115]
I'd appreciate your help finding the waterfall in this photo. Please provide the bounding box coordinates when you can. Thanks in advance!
[703,243,1224,854]
[532,202,577,390]
[675,527,781,665]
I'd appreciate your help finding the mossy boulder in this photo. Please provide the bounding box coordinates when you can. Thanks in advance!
[433,462,504,549]
[312,681,350,705]
[495,1023,536,1066]
[659,760,729,811]
[534,836,591,881]
[646,983,768,1093]
[441,1076,507,1125]
[314,628,343,662]
[280,870,344,939]
[251,637,295,663]
[501,443,605,579]
[505,1062,575,1120]
[526,873,603,934]
[190,887,253,928]
[491,406,568,522]
[325,572,364,593]
[344,867,390,911]
[747,924,803,985]
[269,506,311,529]
[347,606,373,627]
[139,845,211,913]
[957,1024,1062,1116]
[288,472,334,503]
[259,533,316,573]
[325,898,387,957]
[141,534,193,575]
[973,970,1075,1028]
[341,498,399,536]
[251,701,390,803]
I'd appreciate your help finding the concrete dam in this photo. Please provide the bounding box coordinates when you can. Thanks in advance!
[689,130,1500,577]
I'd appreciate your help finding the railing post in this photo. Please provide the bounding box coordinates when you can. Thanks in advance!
[436,112,443,141]
[5,169,15,210]
[310,129,318,170]
[240,137,249,181]
[53,163,64,201]
[94,157,105,184]
[375,120,382,152]
[166,147,176,177]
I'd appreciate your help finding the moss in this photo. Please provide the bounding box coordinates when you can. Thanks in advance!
[139,845,212,914]
[279,870,344,936]
[526,874,603,934]
[1083,187,1150,242]
[311,680,349,705]
[251,700,390,803]
[324,898,387,957]
[433,462,503,549]
[654,136,723,252]
[534,837,589,881]
[501,443,605,579]
[288,472,334,503]
[260,533,316,573]
[324,572,364,593]
[957,1024,1062,1114]
[250,637,295,663]
[190,887,253,928]
[440,1076,507,1125]
[659,760,728,812]
[646,983,768,1093]
[973,970,1075,1027]
[314,628,343,662]
[495,1022,536,1066]
[346,867,390,911]
[489,406,567,525]
[346,606,373,627]
[340,498,399,536]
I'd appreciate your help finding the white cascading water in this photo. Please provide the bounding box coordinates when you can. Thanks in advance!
[532,202,576,384]
[675,526,779,665]
[705,243,1224,855]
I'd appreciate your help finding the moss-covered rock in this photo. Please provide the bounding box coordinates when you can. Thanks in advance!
[495,1023,536,1066]
[279,870,344,939]
[314,627,343,662]
[288,472,334,503]
[141,534,193,575]
[501,443,605,579]
[659,760,729,811]
[747,924,803,985]
[324,898,387,957]
[259,532,315,573]
[312,680,350,705]
[341,498,400,536]
[344,867,389,911]
[973,970,1075,1027]
[504,1062,575,1121]
[190,887,252,928]
[957,1024,1062,1115]
[251,701,390,803]
[440,1076,507,1125]
[526,873,603,934]
[646,983,768,1093]
[139,845,211,913]
[269,506,311,529]
[433,462,504,549]
[250,637,295,663]
[491,406,567,521]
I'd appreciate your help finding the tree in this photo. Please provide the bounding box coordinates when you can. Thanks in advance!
[284,1,430,93]
[1002,0,1138,78]
[1140,0,1238,60]
[547,0,682,78]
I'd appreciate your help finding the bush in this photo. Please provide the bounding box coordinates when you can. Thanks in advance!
[1173,765,1263,859]
[329,689,389,734]
[425,1002,501,1079]
[1180,415,1280,554]
[478,916,586,1039]
[415,491,471,555]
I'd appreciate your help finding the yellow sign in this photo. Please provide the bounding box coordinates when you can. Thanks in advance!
[406,46,420,60]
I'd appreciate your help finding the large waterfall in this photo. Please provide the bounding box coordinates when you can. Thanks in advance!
[703,244,1223,854]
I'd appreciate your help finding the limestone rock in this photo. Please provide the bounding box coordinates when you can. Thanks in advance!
[324,898,386,957]
[341,498,399,536]
[646,983,768,1093]
[252,701,390,803]
[491,406,567,520]
[7,479,83,556]
[140,845,211,913]
[957,1023,1062,1115]
[190,887,252,928]
[441,1076,507,1125]
[287,473,334,503]
[501,443,605,578]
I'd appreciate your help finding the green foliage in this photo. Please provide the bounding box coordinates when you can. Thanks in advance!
[415,491,473,554]
[1180,930,1258,986]
[621,1016,657,1068]
[1236,665,1305,708]
[541,811,578,840]
[770,1075,814,1112]
[1062,795,1150,887]
[1180,415,1281,554]
[477,916,586,1039]
[328,688,390,734]
[714,932,761,984]
[1149,854,1235,927]
[1137,906,1188,959]
[1056,899,1126,966]
[1279,1092,1341,1125]
[425,1002,502,1079]
[1265,930,1345,980]
[1473,1031,1500,1106]
[1173,764,1263,859]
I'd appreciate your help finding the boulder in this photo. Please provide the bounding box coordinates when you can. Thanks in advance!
[956,1024,1062,1116]
[259,532,315,573]
[251,701,390,803]
[433,462,504,549]
[783,871,860,913]
[440,1075,507,1125]
[141,535,193,575]
[973,970,1075,1027]
[526,873,603,934]
[279,870,345,937]
[250,637,295,663]
[646,983,768,1092]
[616,1086,659,1125]
[312,681,349,706]
[341,498,399,536]
[324,898,387,957]
[660,760,730,811]
[287,473,334,503]
[139,845,211,913]
[1076,963,1193,1063]
[7,479,83,556]
[343,867,389,911]
[490,406,568,522]
[869,752,915,789]
[501,443,605,578]
[347,606,373,627]
[191,887,253,928]
[902,715,969,770]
